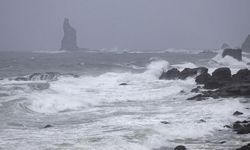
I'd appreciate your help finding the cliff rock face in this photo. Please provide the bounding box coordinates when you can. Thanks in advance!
[242,34,250,52]
[61,18,79,51]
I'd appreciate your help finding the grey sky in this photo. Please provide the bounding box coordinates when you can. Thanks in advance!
[0,0,250,51]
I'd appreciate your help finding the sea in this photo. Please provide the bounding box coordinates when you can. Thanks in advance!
[0,49,250,150]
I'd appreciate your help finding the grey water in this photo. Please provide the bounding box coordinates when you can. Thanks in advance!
[0,50,250,150]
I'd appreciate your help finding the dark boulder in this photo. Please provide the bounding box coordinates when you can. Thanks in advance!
[174,145,186,150]
[203,67,232,89]
[222,48,242,61]
[160,121,170,124]
[119,83,128,86]
[159,68,180,80]
[232,69,250,82]
[242,34,250,53]
[43,124,53,128]
[212,67,232,82]
[195,73,212,84]
[233,111,243,116]
[179,67,208,79]
[236,143,250,150]
[233,120,250,134]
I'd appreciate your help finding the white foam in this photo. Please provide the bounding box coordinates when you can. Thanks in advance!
[25,60,196,113]
[209,50,250,71]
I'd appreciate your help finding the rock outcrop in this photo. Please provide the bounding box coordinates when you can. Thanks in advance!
[242,34,250,52]
[13,72,78,81]
[222,48,242,61]
[159,67,208,80]
[233,120,250,134]
[61,18,79,51]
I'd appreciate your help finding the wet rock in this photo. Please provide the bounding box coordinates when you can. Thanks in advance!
[159,68,180,80]
[160,121,170,124]
[236,143,250,150]
[13,72,78,81]
[179,67,208,79]
[174,145,186,150]
[233,111,244,116]
[219,141,226,144]
[212,67,232,82]
[232,69,250,82]
[61,18,79,51]
[29,72,60,81]
[233,120,250,134]
[195,73,212,85]
[191,86,201,93]
[242,34,250,52]
[119,83,128,86]
[43,124,53,128]
[159,67,208,80]
[198,119,206,123]
[222,48,242,61]
[203,67,232,89]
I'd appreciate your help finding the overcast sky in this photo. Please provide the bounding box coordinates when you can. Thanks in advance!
[0,0,250,51]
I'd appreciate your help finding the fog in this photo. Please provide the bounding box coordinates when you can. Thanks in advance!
[0,0,250,51]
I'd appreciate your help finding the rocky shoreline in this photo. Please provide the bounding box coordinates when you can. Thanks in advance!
[160,67,250,150]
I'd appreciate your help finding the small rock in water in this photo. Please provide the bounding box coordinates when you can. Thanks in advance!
[198,119,206,123]
[43,124,53,128]
[160,121,170,124]
[174,145,186,150]
[223,125,231,128]
[119,83,128,86]
[219,141,226,144]
[233,111,244,116]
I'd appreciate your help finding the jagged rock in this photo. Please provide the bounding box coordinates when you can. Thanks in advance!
[236,143,250,150]
[233,111,243,116]
[232,69,250,82]
[174,145,186,150]
[159,67,208,80]
[28,83,50,90]
[203,67,232,89]
[179,67,208,79]
[159,68,180,80]
[29,72,60,81]
[61,18,79,51]
[221,43,230,49]
[13,72,78,82]
[233,120,250,134]
[242,34,250,52]
[195,73,212,84]
[222,48,242,61]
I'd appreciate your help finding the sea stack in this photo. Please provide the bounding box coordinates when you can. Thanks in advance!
[242,34,250,52]
[61,18,79,51]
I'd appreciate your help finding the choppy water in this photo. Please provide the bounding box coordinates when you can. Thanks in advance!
[0,50,250,150]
